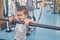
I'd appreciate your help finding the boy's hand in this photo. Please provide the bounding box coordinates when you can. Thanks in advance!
[14,16,19,21]
[9,16,14,23]
[24,20,35,26]
[9,16,19,23]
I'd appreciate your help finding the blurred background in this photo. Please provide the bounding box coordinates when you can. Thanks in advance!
[0,0,60,40]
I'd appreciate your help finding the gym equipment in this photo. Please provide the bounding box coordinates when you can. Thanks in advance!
[26,0,36,21]
[36,1,44,9]
[26,0,36,34]
[53,0,56,14]
[37,7,42,23]
[0,18,60,31]
[3,0,11,32]
[15,2,20,10]
[36,0,45,23]
[3,0,8,17]
[0,38,5,40]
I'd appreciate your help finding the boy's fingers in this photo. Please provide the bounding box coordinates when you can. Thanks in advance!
[30,20,36,23]
[24,20,36,26]
[14,17,19,21]
[9,17,13,22]
[24,20,30,26]
[14,16,20,21]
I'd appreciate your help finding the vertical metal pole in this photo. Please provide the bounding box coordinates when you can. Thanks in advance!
[36,0,37,8]
[37,7,42,23]
[6,17,11,32]
[3,0,6,15]
[4,0,12,32]
[53,0,56,14]
[6,0,9,31]
[32,0,36,21]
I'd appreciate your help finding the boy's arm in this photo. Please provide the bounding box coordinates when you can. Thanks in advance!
[24,20,36,26]
[9,16,19,23]
[9,16,14,23]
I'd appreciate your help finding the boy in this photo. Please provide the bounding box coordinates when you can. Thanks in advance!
[9,6,35,40]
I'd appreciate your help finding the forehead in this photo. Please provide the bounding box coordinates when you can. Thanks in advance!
[17,11,24,14]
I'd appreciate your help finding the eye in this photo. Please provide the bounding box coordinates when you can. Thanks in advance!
[17,14,22,16]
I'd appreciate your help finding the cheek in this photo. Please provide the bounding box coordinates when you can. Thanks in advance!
[22,16,26,19]
[24,15,27,18]
[22,16,27,20]
[17,16,20,18]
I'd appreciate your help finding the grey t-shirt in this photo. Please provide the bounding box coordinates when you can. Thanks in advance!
[14,16,33,40]
[15,24,27,40]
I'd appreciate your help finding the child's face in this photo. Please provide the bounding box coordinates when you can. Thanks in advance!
[17,11,27,21]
